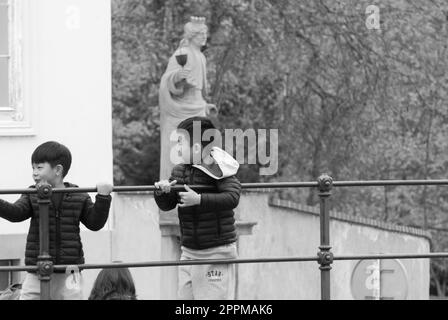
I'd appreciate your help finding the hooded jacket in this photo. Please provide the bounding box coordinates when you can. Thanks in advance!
[0,182,111,268]
[155,147,241,250]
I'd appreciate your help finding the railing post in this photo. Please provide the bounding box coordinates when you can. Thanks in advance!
[317,174,334,300]
[37,183,53,300]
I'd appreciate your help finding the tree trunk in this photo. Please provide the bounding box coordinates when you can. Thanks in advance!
[422,108,434,230]
[163,0,174,42]
[431,264,445,297]
[384,186,389,221]
[307,134,323,206]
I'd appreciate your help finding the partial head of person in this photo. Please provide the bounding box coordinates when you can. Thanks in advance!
[31,141,72,187]
[180,16,208,49]
[177,116,217,165]
[88,267,137,300]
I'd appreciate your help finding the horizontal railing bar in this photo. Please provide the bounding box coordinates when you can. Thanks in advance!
[333,180,448,187]
[0,257,318,272]
[0,186,211,195]
[0,183,319,195]
[0,266,37,272]
[0,256,317,272]
[1,252,448,272]
[239,182,319,189]
[54,256,319,270]
[333,253,448,260]
[1,179,448,195]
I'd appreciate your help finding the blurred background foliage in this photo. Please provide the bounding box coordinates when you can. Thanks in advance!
[112,0,448,297]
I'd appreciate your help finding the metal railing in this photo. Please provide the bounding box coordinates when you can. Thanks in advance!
[0,174,447,300]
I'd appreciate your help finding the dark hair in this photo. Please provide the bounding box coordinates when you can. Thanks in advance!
[31,141,72,178]
[88,268,137,300]
[177,116,217,148]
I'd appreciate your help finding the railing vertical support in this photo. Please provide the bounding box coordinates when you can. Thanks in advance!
[37,183,54,300]
[317,174,334,300]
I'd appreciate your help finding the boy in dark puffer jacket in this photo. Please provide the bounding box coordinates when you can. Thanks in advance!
[154,117,241,300]
[0,141,112,300]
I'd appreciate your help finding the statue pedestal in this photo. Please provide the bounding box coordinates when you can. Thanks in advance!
[159,209,181,299]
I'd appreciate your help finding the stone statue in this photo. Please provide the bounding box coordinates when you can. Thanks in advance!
[159,16,217,180]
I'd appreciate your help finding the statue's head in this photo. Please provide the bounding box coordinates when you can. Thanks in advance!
[180,16,208,48]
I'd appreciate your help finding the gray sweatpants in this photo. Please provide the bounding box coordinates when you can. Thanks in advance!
[178,243,237,300]
[19,272,84,300]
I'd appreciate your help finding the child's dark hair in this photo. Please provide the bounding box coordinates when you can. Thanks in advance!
[88,268,137,300]
[177,116,217,148]
[31,141,72,178]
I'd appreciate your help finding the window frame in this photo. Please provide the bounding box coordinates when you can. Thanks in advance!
[0,0,35,136]
[0,0,12,111]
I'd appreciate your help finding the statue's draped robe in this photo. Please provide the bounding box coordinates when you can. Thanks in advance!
[159,46,207,180]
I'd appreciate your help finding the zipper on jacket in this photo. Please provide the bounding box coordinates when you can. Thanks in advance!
[55,208,61,264]
[189,167,199,248]
[54,194,66,265]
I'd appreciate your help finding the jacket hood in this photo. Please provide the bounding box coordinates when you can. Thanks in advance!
[193,147,239,180]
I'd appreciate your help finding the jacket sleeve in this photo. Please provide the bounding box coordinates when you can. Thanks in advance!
[80,194,112,231]
[197,175,241,212]
[154,175,179,212]
[0,194,33,222]
[154,189,179,211]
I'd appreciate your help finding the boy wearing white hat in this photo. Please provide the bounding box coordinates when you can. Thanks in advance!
[154,116,241,300]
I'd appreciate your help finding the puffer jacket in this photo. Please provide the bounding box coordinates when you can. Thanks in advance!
[155,162,241,250]
[0,182,111,268]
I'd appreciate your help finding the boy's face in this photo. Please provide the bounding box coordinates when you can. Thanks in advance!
[177,132,192,164]
[32,162,62,186]
[177,131,201,164]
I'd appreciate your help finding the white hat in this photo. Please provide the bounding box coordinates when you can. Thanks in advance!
[193,147,239,180]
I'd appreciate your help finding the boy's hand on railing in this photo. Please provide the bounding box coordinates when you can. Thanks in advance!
[96,183,113,196]
[178,185,201,207]
[155,180,177,194]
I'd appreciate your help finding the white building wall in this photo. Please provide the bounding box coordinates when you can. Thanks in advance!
[0,0,114,297]
[0,0,113,234]
[236,193,430,300]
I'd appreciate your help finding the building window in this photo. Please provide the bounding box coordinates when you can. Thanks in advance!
[0,0,10,109]
[0,259,21,291]
[0,0,34,136]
